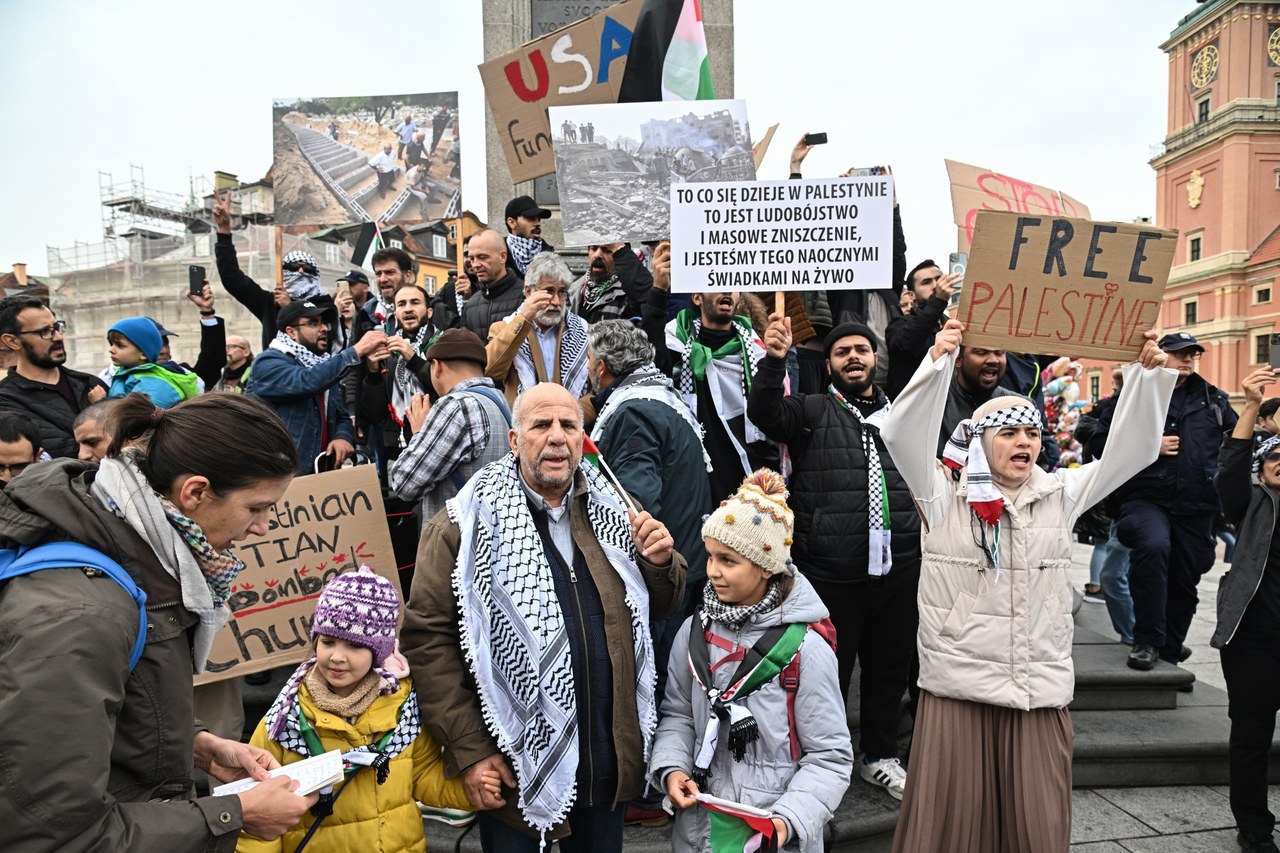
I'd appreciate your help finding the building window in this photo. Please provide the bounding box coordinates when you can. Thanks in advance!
[1257,286,1273,305]
[324,244,342,266]
[1185,300,1198,325]
[1197,97,1211,123]
[1275,169,1280,190]
[433,234,447,259]
[1258,333,1272,366]
[1189,235,1202,262]
[389,239,404,250]
[421,274,437,294]
[1275,79,1280,104]
[1090,375,1100,402]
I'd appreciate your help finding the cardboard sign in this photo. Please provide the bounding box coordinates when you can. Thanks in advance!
[480,0,645,184]
[194,465,400,684]
[669,176,895,292]
[752,123,779,171]
[955,211,1177,360]
[946,159,1090,253]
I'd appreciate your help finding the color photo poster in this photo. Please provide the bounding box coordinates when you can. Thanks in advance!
[272,92,460,227]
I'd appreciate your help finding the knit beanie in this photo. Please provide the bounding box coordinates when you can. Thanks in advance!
[823,321,878,356]
[310,566,400,666]
[108,317,163,364]
[701,469,795,576]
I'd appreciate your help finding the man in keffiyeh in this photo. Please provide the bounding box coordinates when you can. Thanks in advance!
[503,195,554,278]
[658,290,778,505]
[357,282,439,460]
[402,382,687,851]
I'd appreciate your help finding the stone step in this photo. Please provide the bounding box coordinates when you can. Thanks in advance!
[1070,625,1194,711]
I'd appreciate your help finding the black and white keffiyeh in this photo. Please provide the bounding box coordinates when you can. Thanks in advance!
[390,324,437,425]
[446,455,656,838]
[1254,434,1280,473]
[590,364,712,472]
[700,576,784,627]
[506,235,543,275]
[512,311,591,398]
[268,330,330,369]
[830,386,893,576]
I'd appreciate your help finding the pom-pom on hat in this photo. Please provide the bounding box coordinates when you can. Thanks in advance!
[701,468,795,576]
[310,566,401,666]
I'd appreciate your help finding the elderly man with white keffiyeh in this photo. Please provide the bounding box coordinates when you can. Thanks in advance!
[402,382,686,852]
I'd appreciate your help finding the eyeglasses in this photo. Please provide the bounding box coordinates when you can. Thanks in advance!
[1263,452,1280,464]
[0,461,34,476]
[225,343,249,351]
[1166,349,1202,360]
[13,320,66,341]
[292,319,326,329]
[283,262,320,277]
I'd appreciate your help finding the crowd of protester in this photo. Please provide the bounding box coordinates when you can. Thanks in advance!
[0,134,1276,853]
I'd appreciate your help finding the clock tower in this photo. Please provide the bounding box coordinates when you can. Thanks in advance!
[1149,0,1280,398]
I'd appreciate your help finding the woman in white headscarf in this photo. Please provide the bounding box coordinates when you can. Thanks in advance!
[881,319,1175,853]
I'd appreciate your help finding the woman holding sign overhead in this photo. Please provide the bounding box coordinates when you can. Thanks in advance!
[881,321,1174,852]
[0,392,315,852]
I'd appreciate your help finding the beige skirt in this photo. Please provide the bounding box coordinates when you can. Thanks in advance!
[890,691,1074,853]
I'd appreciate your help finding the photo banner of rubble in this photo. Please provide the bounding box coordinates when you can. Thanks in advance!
[549,99,754,246]
[272,92,460,227]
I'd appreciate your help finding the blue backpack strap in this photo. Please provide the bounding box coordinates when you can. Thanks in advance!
[449,386,514,490]
[0,542,147,671]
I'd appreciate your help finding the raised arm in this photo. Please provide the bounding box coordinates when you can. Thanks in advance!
[1217,366,1278,524]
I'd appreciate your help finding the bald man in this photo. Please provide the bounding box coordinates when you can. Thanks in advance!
[214,335,254,392]
[462,229,524,342]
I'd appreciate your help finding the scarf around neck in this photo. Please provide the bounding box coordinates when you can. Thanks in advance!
[269,330,330,370]
[830,385,893,576]
[512,310,590,399]
[701,576,784,627]
[283,270,323,301]
[390,324,438,425]
[506,234,543,275]
[446,454,656,838]
[591,364,712,472]
[91,453,243,673]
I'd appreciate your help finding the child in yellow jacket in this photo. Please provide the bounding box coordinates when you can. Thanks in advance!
[237,566,481,853]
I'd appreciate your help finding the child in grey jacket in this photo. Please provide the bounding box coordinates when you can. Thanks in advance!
[650,469,853,853]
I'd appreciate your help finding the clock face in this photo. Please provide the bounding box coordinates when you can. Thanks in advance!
[1269,27,1280,66]
[1192,44,1220,88]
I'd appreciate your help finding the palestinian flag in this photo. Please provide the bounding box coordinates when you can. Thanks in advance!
[618,0,715,103]
[581,435,603,471]
[697,794,779,853]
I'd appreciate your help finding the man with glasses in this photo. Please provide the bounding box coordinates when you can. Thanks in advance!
[1090,332,1237,672]
[0,296,106,458]
[0,412,43,488]
[245,300,387,475]
[214,335,254,393]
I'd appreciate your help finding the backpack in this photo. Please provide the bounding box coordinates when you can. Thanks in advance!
[0,542,147,671]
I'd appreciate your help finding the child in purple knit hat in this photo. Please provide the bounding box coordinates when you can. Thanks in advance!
[238,566,495,852]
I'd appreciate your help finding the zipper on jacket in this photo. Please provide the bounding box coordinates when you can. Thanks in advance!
[567,565,595,804]
[1225,486,1277,645]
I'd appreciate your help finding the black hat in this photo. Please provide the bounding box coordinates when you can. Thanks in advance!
[277,300,336,332]
[145,317,180,338]
[1157,332,1204,353]
[338,269,369,285]
[505,195,551,222]
[823,322,878,356]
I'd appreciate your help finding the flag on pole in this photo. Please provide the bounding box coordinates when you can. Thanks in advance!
[697,794,779,853]
[581,435,603,471]
[618,0,716,103]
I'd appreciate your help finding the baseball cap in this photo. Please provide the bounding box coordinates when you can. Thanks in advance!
[338,269,369,285]
[505,195,551,222]
[1157,332,1204,353]
[277,300,336,332]
[145,317,180,338]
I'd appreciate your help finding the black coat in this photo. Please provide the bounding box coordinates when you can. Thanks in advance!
[0,367,106,458]
[1211,435,1277,647]
[884,294,948,400]
[463,272,524,342]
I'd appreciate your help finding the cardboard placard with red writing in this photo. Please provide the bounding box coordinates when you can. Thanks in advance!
[955,211,1177,361]
[194,465,400,684]
[946,159,1090,253]
[480,0,645,184]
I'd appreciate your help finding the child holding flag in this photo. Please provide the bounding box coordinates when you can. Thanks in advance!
[648,469,852,852]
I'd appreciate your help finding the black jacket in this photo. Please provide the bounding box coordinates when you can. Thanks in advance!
[463,272,524,342]
[884,294,948,400]
[356,326,437,458]
[0,366,107,458]
[1091,372,1236,512]
[1212,436,1277,647]
[571,245,654,325]
[748,355,921,583]
[214,232,335,351]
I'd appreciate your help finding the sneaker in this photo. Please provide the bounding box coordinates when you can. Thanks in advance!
[419,804,476,827]
[859,756,907,800]
[1082,585,1105,604]
[1127,644,1158,671]
[624,804,670,827]
[1237,831,1280,852]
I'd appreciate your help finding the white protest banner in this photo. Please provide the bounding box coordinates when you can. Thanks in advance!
[194,465,400,684]
[669,176,894,292]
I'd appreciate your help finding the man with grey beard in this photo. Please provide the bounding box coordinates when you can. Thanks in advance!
[484,252,591,407]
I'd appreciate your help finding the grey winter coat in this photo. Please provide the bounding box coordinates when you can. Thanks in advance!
[649,574,853,852]
[1211,435,1278,648]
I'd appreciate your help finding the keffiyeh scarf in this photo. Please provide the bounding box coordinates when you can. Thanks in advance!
[506,235,543,275]
[389,324,439,426]
[1254,434,1280,473]
[446,455,656,838]
[830,385,893,576]
[269,330,330,369]
[283,270,324,301]
[264,655,412,757]
[512,311,591,398]
[941,403,1043,579]
[91,452,245,673]
[590,364,712,472]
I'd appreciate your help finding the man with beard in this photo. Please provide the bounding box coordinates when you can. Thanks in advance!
[213,335,253,393]
[0,296,106,458]
[503,195,554,279]
[885,260,959,400]
[464,229,525,342]
[358,283,440,460]
[570,242,653,325]
[246,300,387,475]
[747,314,921,802]
[656,289,776,504]
[485,252,591,407]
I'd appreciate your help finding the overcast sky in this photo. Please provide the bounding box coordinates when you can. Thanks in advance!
[0,0,1193,277]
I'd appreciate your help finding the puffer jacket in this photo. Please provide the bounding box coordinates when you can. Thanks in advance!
[0,459,243,852]
[649,575,853,853]
[882,351,1174,710]
[1211,436,1279,648]
[236,679,470,853]
[107,362,200,408]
